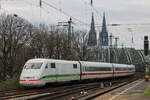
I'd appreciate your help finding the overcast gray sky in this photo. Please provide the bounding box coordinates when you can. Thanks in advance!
[1,0,150,49]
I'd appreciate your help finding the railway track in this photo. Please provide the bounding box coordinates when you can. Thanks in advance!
[28,76,137,100]
[27,76,139,100]
[26,82,102,100]
[73,73,142,100]
[74,79,137,100]
[0,81,106,99]
[0,74,140,100]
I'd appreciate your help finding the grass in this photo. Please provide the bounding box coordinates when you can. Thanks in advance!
[0,77,21,90]
[131,89,144,95]
[144,86,150,96]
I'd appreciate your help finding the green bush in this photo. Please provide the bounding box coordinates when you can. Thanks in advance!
[144,86,150,96]
[0,77,21,90]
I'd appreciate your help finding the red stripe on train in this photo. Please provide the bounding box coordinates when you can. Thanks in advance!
[19,80,26,81]
[29,80,38,81]
[79,72,133,76]
[20,80,38,81]
[79,73,113,76]
[114,72,133,74]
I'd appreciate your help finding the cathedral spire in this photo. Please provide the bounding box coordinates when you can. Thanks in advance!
[87,12,97,46]
[99,12,108,47]
[102,12,107,33]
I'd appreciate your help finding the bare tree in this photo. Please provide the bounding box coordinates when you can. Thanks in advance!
[71,30,88,60]
[0,14,89,81]
[0,14,34,80]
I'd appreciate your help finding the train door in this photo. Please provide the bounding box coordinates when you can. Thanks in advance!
[112,64,115,78]
[43,63,57,83]
[82,66,87,79]
[49,63,57,82]
[84,66,88,79]
[79,61,82,81]
[56,63,71,82]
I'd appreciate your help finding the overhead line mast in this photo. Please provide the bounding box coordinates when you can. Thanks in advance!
[91,0,93,6]
[39,0,42,30]
[40,0,42,7]
[39,0,42,19]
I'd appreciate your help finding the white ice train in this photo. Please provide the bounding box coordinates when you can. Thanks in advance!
[19,58,135,86]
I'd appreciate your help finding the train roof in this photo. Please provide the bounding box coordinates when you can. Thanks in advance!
[26,58,135,68]
[80,61,111,65]
[26,58,78,64]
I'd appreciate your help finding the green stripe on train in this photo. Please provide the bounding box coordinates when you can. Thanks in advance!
[38,74,78,80]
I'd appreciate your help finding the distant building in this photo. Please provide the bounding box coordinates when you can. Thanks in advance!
[99,12,109,48]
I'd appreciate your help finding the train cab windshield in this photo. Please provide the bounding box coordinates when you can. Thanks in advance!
[24,63,43,69]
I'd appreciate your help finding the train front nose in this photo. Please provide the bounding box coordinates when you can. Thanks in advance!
[19,76,45,86]
[20,76,39,86]
[19,61,45,87]
[19,71,45,87]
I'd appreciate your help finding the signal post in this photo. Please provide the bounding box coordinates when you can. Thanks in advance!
[144,36,149,81]
[145,60,149,81]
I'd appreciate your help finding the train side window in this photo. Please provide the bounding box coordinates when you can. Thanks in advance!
[82,67,85,72]
[45,64,48,69]
[51,63,55,68]
[73,64,77,69]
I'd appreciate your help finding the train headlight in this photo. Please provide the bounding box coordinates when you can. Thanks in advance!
[23,76,37,79]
